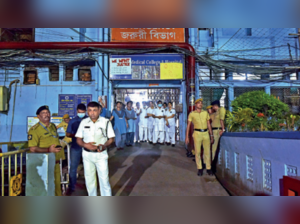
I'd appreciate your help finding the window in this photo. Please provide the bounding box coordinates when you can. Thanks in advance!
[49,66,59,81]
[24,69,37,84]
[64,66,73,81]
[0,28,34,42]
[78,67,92,81]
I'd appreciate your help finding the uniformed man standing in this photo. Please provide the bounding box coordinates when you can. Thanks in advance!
[56,114,72,147]
[76,102,115,196]
[210,100,226,172]
[185,98,214,176]
[28,105,65,196]
[153,100,166,145]
[146,101,155,144]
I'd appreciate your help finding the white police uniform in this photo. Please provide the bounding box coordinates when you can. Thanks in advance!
[147,107,155,142]
[165,108,176,145]
[75,116,115,196]
[153,107,165,144]
[139,107,148,141]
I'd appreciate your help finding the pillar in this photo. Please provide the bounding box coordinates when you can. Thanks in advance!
[225,70,233,81]
[180,81,187,142]
[228,86,234,112]
[26,153,56,196]
[298,71,300,80]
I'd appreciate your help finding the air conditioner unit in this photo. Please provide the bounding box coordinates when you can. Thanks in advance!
[0,86,8,111]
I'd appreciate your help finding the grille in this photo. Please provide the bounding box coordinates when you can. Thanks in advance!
[199,87,229,110]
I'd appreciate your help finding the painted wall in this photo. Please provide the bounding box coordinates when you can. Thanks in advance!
[0,28,110,146]
[216,132,300,196]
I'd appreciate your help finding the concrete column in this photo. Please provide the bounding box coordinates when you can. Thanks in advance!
[265,86,271,95]
[228,86,234,112]
[225,70,233,81]
[26,153,56,196]
[180,81,187,142]
[297,71,300,80]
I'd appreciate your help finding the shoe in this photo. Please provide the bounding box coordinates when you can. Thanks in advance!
[207,170,214,176]
[65,188,74,196]
[166,142,170,145]
[149,142,153,144]
[197,169,203,176]
[172,144,175,147]
[153,143,156,146]
[160,143,164,145]
[192,159,195,162]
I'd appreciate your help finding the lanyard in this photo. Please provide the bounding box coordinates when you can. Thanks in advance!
[39,122,58,138]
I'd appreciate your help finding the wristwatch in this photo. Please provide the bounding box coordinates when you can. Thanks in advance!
[222,129,226,132]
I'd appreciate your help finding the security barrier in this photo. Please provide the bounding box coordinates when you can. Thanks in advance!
[0,140,70,196]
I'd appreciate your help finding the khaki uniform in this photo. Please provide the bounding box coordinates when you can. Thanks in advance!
[210,107,226,160]
[188,110,211,170]
[28,122,65,196]
[57,121,72,145]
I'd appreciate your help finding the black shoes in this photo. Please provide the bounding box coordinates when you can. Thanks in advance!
[172,144,175,147]
[149,141,153,144]
[186,152,195,158]
[197,169,203,176]
[207,170,214,176]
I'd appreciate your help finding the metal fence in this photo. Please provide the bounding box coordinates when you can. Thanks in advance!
[200,87,229,110]
[271,87,300,114]
[234,87,265,98]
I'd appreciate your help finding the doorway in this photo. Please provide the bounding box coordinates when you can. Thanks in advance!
[113,88,182,141]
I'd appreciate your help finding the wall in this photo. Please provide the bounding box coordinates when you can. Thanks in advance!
[0,28,110,147]
[216,132,300,196]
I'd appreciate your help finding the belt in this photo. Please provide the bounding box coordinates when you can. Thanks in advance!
[83,148,106,153]
[83,148,97,153]
[55,161,60,164]
[212,127,222,130]
[194,129,208,132]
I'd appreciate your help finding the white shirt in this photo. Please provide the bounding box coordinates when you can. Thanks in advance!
[75,116,115,146]
[147,107,156,128]
[139,107,148,127]
[154,107,165,131]
[165,109,176,127]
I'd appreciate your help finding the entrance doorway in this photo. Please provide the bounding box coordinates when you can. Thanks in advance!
[113,88,182,141]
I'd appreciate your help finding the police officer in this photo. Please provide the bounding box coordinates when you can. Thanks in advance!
[185,98,214,176]
[57,114,72,147]
[28,105,65,196]
[76,102,115,196]
[210,100,226,171]
[206,105,214,115]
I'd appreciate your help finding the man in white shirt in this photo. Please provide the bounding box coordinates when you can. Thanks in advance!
[75,102,115,196]
[139,101,148,142]
[146,101,155,144]
[153,100,166,145]
[135,102,141,143]
[165,102,176,147]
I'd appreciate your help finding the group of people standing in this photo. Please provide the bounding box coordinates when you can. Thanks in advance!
[186,99,226,177]
[111,100,177,150]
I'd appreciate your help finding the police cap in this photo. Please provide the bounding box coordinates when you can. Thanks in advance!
[211,100,220,107]
[36,105,50,115]
[63,114,70,119]
[206,105,212,110]
[195,98,203,104]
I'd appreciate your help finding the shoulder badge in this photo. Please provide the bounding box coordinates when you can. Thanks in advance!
[30,123,39,131]
[28,135,32,140]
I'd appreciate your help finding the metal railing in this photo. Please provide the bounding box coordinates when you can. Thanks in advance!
[0,140,70,196]
[0,146,29,196]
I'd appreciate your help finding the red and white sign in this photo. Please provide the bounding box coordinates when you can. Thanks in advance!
[110,58,132,75]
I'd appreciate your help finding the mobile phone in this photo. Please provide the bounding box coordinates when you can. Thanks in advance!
[55,145,62,148]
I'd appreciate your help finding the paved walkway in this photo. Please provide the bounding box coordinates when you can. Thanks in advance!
[69,143,229,196]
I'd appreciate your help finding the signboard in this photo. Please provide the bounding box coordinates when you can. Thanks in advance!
[110,54,184,80]
[111,28,185,42]
[58,94,76,117]
[27,116,66,135]
[77,94,92,107]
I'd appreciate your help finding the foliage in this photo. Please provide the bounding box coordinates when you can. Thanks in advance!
[226,108,253,132]
[227,91,293,132]
[231,91,289,118]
